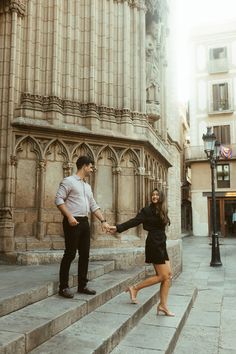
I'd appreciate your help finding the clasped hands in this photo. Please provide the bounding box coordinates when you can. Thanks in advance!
[101,222,117,234]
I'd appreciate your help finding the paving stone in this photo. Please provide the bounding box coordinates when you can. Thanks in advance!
[173,325,219,354]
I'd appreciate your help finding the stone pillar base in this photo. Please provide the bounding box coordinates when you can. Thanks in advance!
[0,220,15,253]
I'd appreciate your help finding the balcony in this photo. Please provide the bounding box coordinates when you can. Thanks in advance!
[208,58,228,74]
[185,144,236,162]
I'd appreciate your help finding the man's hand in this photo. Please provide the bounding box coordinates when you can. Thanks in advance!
[101,221,110,232]
[68,215,79,226]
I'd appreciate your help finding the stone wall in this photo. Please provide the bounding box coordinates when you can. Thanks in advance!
[0,0,182,257]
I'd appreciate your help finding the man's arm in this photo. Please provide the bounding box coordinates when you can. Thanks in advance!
[93,208,110,232]
[57,204,78,226]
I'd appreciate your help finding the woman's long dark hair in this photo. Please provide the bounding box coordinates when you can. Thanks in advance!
[151,188,170,225]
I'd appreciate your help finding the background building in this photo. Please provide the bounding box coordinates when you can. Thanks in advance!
[186,21,236,237]
[0,0,182,267]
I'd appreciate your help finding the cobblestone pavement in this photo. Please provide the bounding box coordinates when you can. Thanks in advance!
[173,235,236,354]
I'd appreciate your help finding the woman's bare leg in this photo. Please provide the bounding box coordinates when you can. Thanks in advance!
[127,263,168,302]
[154,261,174,316]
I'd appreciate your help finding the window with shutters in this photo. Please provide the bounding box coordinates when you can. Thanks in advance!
[208,79,233,113]
[213,125,230,144]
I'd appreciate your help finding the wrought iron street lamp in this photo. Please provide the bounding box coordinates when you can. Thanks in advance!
[202,127,222,266]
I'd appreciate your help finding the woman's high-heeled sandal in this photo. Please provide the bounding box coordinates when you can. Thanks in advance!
[125,285,139,304]
[157,303,175,317]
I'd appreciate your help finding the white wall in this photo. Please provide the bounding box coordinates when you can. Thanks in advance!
[192,191,209,236]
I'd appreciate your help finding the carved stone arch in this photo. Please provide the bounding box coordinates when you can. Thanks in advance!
[14,135,42,161]
[97,145,118,166]
[44,139,69,162]
[163,168,168,185]
[72,143,95,163]
[14,136,42,240]
[151,158,156,177]
[120,148,140,169]
[153,161,159,185]
[144,154,149,171]
[159,165,165,187]
[144,153,151,176]
[119,149,140,217]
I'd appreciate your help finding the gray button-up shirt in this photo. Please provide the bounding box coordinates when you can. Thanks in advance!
[55,175,99,216]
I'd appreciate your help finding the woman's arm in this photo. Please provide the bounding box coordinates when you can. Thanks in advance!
[116,208,146,233]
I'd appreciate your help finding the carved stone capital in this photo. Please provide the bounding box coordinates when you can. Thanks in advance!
[4,0,26,17]
[114,0,146,11]
[112,167,122,175]
[145,0,159,14]
[38,160,47,171]
[0,207,13,220]
[63,162,73,177]
[137,167,146,175]
[10,154,18,166]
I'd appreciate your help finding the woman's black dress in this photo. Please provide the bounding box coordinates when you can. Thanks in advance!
[116,204,169,264]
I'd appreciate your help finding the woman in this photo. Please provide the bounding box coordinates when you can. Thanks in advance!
[109,188,174,316]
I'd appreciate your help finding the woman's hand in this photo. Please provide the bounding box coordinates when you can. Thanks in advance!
[109,226,117,234]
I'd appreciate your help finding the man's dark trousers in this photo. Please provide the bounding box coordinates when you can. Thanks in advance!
[59,216,90,291]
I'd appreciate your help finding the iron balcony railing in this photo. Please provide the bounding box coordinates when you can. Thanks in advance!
[185,144,236,162]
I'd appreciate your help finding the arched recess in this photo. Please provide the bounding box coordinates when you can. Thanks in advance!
[72,143,95,184]
[44,140,69,209]
[119,149,140,224]
[150,158,156,190]
[159,165,164,190]
[154,162,159,189]
[144,154,151,204]
[14,136,42,239]
[96,145,117,210]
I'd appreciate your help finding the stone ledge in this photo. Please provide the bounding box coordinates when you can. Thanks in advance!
[0,240,182,278]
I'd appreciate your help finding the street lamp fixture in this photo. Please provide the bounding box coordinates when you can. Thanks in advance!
[202,127,222,267]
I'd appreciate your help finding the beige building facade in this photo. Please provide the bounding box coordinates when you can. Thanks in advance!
[186,22,236,237]
[0,0,182,264]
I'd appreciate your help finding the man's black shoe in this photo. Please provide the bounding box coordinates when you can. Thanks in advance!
[78,287,96,295]
[59,288,74,298]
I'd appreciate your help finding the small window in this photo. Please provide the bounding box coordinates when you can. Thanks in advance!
[217,164,230,188]
[210,47,227,60]
[208,47,228,73]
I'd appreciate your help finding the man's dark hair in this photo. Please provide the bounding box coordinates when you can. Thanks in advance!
[76,155,94,170]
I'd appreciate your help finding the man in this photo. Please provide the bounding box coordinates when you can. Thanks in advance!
[55,155,110,298]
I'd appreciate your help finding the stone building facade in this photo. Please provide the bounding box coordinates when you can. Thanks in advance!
[0,0,182,264]
[186,22,236,237]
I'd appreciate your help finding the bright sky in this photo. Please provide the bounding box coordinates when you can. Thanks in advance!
[175,0,236,102]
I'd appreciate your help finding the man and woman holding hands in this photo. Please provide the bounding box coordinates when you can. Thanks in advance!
[55,156,174,317]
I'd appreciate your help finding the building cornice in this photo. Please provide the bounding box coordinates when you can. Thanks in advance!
[20,93,146,120]
[167,133,182,152]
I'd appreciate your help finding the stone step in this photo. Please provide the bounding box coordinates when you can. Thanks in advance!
[0,260,115,317]
[14,247,146,267]
[0,267,146,353]
[111,285,198,354]
[29,283,197,354]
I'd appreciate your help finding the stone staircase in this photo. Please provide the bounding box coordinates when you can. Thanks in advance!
[0,261,197,354]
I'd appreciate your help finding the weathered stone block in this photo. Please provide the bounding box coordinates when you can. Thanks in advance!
[15,222,33,237]
[47,223,63,235]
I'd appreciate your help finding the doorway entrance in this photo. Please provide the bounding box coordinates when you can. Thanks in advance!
[208,197,236,237]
